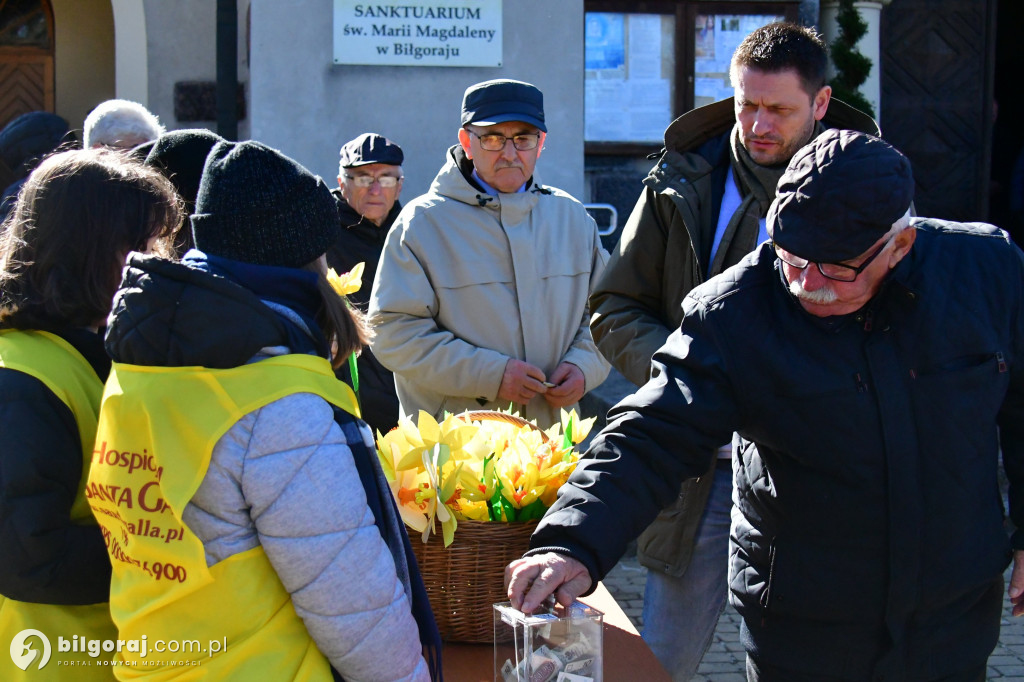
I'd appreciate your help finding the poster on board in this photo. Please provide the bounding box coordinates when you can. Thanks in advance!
[694,14,784,107]
[585,12,674,143]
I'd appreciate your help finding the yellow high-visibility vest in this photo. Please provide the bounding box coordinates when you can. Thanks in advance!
[0,329,117,680]
[89,353,359,680]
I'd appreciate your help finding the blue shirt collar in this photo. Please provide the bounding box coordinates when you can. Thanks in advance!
[471,168,527,195]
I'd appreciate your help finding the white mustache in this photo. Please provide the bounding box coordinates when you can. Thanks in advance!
[789,279,838,304]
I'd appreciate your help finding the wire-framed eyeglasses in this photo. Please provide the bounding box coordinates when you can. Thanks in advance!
[344,174,402,188]
[772,235,894,283]
[465,129,541,151]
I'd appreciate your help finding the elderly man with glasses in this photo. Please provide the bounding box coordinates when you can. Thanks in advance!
[326,132,405,434]
[369,79,609,430]
[507,129,1024,682]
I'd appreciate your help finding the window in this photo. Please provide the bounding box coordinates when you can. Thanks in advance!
[0,0,55,129]
[0,0,51,49]
[584,1,798,152]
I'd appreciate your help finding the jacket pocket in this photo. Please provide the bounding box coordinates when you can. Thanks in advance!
[429,254,513,290]
[910,350,1008,467]
[757,536,886,626]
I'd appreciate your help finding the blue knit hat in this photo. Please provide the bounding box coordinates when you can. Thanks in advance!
[191,140,339,268]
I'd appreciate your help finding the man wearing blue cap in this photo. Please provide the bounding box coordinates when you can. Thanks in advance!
[369,79,610,430]
[507,129,1024,681]
[327,132,405,434]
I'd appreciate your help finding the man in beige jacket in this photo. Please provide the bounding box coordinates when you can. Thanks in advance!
[369,79,609,429]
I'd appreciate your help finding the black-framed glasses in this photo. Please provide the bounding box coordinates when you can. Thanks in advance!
[344,174,402,188]
[772,235,894,283]
[465,129,541,151]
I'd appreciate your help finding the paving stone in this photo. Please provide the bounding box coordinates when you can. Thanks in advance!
[605,556,1024,681]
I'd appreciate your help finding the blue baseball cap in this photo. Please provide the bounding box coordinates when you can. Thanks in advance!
[461,79,546,132]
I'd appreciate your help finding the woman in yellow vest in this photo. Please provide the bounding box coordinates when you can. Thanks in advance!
[89,140,440,681]
[0,148,182,680]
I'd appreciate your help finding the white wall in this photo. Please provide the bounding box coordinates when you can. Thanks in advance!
[110,0,148,104]
[142,0,250,138]
[53,0,115,135]
[250,0,585,199]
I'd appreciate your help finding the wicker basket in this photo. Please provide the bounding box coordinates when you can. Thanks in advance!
[411,518,538,643]
[411,410,546,642]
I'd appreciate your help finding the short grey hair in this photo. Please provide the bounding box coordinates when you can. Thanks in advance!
[886,207,913,239]
[83,99,165,149]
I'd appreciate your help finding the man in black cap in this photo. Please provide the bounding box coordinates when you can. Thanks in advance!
[507,129,1024,681]
[587,23,879,680]
[369,79,609,430]
[326,132,405,434]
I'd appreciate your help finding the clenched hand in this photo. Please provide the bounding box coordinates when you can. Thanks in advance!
[497,358,548,405]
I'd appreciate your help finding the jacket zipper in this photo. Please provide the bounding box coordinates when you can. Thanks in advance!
[760,539,777,626]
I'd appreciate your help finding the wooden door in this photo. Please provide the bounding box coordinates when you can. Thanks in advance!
[0,0,55,130]
[880,0,996,221]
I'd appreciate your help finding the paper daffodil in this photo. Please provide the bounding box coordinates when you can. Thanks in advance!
[376,408,592,546]
[326,262,365,297]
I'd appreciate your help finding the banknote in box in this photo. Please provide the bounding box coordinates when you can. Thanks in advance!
[494,601,603,682]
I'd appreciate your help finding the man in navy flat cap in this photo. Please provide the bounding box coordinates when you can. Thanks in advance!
[369,79,609,430]
[507,129,1024,681]
[326,132,405,435]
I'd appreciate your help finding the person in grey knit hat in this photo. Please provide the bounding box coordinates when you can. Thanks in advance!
[509,129,1024,681]
[190,139,340,268]
[96,139,440,680]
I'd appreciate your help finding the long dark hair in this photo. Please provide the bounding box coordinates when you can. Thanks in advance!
[0,148,182,331]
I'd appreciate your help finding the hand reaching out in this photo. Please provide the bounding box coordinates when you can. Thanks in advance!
[505,552,593,614]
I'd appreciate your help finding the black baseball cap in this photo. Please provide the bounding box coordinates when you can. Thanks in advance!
[339,133,404,168]
[768,129,914,263]
[461,79,546,132]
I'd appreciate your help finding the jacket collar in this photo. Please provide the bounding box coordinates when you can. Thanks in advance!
[662,96,881,156]
[430,145,547,221]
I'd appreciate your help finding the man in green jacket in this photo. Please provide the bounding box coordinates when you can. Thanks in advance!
[588,22,877,680]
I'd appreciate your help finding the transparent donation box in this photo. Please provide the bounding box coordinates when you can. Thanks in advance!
[493,601,604,682]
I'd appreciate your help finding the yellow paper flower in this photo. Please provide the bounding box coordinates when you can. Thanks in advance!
[375,408,592,545]
[560,408,597,444]
[326,262,365,297]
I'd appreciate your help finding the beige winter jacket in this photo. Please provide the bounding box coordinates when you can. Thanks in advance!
[369,146,610,429]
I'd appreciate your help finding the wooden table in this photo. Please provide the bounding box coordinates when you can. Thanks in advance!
[439,583,672,681]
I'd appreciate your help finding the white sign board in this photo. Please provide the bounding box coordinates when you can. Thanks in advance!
[333,1,503,67]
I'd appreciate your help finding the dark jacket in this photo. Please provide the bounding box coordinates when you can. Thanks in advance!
[535,220,1024,679]
[0,328,112,604]
[588,97,880,577]
[326,190,402,435]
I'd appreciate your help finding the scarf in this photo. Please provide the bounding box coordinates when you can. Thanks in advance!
[712,121,825,275]
[339,412,444,681]
[182,250,330,359]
